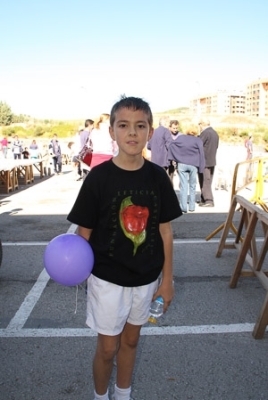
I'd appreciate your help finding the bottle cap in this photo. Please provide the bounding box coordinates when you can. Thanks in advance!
[148,315,157,324]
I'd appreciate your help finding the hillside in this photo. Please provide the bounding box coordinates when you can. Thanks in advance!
[1,111,268,147]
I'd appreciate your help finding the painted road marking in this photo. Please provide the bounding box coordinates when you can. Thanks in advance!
[2,238,264,246]
[7,268,50,330]
[1,323,262,338]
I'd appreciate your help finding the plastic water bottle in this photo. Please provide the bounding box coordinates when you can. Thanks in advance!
[148,296,164,324]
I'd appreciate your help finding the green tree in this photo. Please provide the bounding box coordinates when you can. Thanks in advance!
[0,101,13,125]
[12,113,27,123]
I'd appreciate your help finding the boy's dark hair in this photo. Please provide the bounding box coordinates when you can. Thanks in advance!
[85,119,94,128]
[110,95,153,128]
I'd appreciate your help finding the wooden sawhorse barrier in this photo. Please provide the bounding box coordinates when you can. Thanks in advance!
[0,167,18,193]
[216,195,268,339]
[206,156,268,241]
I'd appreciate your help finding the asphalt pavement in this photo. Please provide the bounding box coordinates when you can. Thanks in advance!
[0,164,268,400]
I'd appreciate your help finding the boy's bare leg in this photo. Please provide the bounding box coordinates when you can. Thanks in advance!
[116,322,142,388]
[93,333,120,395]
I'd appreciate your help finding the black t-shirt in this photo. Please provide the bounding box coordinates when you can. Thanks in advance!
[67,159,182,286]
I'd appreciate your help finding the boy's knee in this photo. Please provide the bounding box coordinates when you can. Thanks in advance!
[97,336,120,361]
[99,347,117,362]
[121,334,140,349]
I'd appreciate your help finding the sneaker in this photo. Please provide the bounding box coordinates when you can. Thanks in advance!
[199,202,214,207]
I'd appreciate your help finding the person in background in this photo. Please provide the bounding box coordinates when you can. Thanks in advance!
[49,134,62,175]
[41,143,51,176]
[245,134,254,182]
[22,147,30,159]
[80,119,94,150]
[169,120,182,141]
[29,139,39,159]
[68,137,81,180]
[90,113,118,168]
[198,118,219,207]
[245,134,253,160]
[167,120,183,186]
[168,126,205,213]
[147,116,172,170]
[12,135,23,160]
[1,136,8,158]
[79,119,95,178]
[67,95,182,400]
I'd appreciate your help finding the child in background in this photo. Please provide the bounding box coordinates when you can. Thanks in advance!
[67,95,182,400]
[22,147,30,159]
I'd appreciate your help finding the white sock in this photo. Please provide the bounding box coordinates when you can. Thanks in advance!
[114,384,131,400]
[93,389,109,400]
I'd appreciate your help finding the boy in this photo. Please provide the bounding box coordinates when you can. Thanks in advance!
[22,147,30,159]
[67,96,182,400]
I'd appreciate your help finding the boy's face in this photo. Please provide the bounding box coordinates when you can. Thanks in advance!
[109,108,153,157]
[170,124,178,135]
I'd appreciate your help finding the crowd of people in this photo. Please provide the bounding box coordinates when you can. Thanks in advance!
[1,111,221,208]
[0,136,41,160]
[147,115,219,212]
[68,112,219,215]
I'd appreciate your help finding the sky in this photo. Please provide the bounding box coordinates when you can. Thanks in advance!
[1,0,268,120]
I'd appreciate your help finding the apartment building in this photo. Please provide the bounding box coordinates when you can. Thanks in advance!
[190,78,268,117]
[190,90,246,116]
[245,78,268,117]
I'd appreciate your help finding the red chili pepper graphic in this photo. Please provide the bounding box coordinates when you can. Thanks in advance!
[119,197,149,255]
[121,204,149,235]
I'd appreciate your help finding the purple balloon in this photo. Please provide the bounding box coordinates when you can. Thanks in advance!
[43,233,94,286]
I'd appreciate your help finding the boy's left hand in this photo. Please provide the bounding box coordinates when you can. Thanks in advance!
[153,281,174,313]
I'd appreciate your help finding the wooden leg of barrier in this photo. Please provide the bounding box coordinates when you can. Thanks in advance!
[0,170,13,193]
[206,222,224,241]
[216,196,238,257]
[252,291,268,339]
[235,207,247,243]
[40,161,44,178]
[229,211,258,288]
[258,200,268,212]
[255,227,268,272]
[11,167,18,190]
[29,165,34,182]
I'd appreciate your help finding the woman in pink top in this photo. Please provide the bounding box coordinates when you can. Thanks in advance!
[90,113,118,168]
[1,137,8,158]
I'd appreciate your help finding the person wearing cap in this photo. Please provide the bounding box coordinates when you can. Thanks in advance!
[198,118,219,207]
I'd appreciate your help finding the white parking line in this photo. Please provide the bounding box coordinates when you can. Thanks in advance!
[4,224,76,331]
[7,268,50,330]
[1,323,262,338]
[2,238,264,246]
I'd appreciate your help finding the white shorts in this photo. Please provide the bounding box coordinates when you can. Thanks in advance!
[86,274,159,336]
